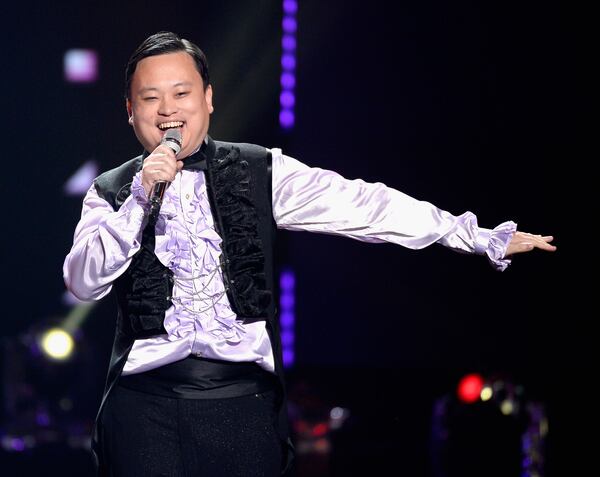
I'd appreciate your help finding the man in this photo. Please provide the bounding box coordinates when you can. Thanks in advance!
[63,31,556,477]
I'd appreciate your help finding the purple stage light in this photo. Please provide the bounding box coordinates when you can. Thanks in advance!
[280,311,295,328]
[280,292,295,310]
[281,54,296,71]
[282,16,297,34]
[279,268,296,368]
[283,0,298,15]
[280,72,296,90]
[281,330,295,347]
[282,34,297,51]
[9,437,26,452]
[64,49,98,83]
[283,349,295,367]
[64,160,99,196]
[280,271,296,289]
[280,91,295,108]
[279,110,295,129]
[280,1,297,131]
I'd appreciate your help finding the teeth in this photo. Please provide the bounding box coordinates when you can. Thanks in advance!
[158,121,184,130]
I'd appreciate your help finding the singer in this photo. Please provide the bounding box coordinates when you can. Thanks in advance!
[63,31,556,477]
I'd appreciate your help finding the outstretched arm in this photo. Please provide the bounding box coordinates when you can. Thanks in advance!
[271,149,556,269]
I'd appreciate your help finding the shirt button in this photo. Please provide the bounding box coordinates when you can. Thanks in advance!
[185,194,190,200]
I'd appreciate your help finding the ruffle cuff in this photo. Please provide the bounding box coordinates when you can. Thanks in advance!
[485,220,517,272]
[131,171,150,210]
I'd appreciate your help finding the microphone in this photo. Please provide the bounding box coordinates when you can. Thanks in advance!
[148,128,182,220]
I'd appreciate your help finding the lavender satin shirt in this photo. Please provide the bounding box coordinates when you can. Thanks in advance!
[63,148,516,375]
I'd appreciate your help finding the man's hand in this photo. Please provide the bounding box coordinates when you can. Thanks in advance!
[504,231,557,257]
[141,144,184,197]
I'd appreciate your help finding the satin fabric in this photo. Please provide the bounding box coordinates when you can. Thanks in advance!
[63,148,516,376]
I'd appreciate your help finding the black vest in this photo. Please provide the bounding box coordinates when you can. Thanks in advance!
[91,137,292,475]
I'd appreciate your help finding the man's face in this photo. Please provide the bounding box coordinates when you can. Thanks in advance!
[127,51,213,159]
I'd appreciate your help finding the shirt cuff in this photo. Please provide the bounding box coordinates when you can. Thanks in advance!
[484,220,517,271]
[131,171,150,209]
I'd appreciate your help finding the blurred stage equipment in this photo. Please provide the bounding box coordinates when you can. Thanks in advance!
[287,376,351,477]
[430,373,547,477]
[0,303,96,455]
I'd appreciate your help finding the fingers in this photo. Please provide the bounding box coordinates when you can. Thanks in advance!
[529,234,556,251]
[504,231,557,257]
[141,146,180,195]
[538,239,557,251]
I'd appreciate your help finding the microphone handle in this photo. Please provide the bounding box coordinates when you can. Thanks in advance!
[147,128,182,222]
[148,180,168,222]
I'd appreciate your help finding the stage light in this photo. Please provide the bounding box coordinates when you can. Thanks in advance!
[280,292,295,310]
[281,54,296,71]
[40,328,74,361]
[500,399,515,416]
[431,375,548,476]
[480,385,493,401]
[280,91,296,108]
[64,160,99,196]
[281,72,296,89]
[282,34,297,51]
[283,349,295,366]
[329,407,350,430]
[282,16,297,34]
[283,0,298,15]
[280,109,295,129]
[281,330,295,347]
[280,1,298,130]
[64,49,98,83]
[280,268,296,367]
[35,303,95,363]
[280,311,295,328]
[457,373,484,403]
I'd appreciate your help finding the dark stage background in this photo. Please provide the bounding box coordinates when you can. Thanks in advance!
[0,1,589,475]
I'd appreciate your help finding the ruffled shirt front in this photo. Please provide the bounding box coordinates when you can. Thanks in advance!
[63,148,516,376]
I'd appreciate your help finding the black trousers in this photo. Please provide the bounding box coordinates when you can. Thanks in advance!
[98,383,282,477]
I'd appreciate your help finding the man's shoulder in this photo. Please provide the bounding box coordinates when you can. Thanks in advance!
[95,155,144,184]
[93,154,143,205]
[213,139,270,160]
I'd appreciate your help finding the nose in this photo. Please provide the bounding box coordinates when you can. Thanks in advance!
[158,96,177,116]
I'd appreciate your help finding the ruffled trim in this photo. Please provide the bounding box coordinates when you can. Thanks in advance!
[208,146,272,318]
[486,220,517,272]
[156,171,247,344]
[130,171,150,211]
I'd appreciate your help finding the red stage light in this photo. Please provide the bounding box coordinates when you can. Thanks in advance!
[457,373,484,403]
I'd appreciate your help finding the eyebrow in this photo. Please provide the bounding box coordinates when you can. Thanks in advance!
[138,82,193,94]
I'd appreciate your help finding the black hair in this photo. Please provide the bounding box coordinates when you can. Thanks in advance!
[124,31,210,99]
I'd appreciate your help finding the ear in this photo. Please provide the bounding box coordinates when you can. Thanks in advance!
[126,99,134,125]
[205,85,214,114]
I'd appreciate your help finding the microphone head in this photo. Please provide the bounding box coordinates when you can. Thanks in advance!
[161,128,182,155]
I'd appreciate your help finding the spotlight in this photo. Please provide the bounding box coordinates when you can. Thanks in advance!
[40,328,75,361]
[0,307,98,454]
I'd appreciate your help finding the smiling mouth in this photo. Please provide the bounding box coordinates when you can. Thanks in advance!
[158,121,184,131]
